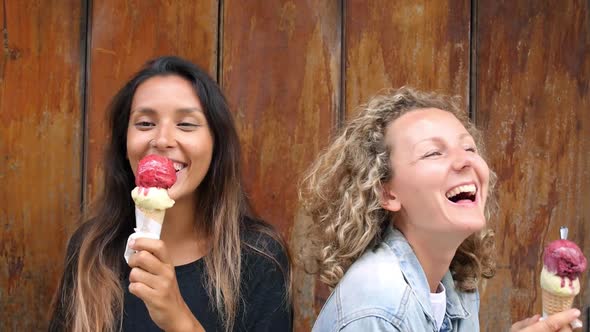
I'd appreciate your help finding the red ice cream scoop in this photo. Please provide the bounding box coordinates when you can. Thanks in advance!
[543,239,587,280]
[135,154,177,189]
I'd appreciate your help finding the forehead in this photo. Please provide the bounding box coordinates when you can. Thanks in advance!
[132,75,201,106]
[386,108,469,145]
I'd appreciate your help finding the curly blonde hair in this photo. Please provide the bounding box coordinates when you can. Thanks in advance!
[300,87,496,291]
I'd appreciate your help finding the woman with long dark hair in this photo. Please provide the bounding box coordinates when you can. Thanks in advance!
[49,56,292,331]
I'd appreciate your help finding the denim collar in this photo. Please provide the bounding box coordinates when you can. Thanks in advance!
[382,226,471,321]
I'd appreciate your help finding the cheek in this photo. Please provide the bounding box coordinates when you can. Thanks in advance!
[389,176,416,204]
[413,164,448,189]
[126,132,145,174]
[196,147,214,170]
[189,136,214,165]
[128,159,138,177]
[478,162,491,205]
[478,160,491,187]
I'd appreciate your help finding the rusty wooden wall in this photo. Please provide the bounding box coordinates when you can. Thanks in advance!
[0,1,83,331]
[1,1,588,330]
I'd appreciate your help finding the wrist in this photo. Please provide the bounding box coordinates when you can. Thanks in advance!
[167,309,204,332]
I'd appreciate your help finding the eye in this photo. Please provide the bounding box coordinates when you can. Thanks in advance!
[177,122,200,131]
[423,151,442,158]
[134,121,154,130]
[465,146,477,153]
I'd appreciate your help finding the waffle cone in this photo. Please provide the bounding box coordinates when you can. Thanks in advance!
[136,206,166,225]
[541,289,574,316]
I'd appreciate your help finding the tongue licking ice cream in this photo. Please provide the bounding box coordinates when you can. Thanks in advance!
[124,154,177,263]
[540,238,587,316]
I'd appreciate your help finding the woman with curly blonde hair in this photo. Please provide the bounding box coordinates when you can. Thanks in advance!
[301,87,581,331]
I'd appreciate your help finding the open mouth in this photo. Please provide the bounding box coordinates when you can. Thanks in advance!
[445,184,477,203]
[173,162,187,173]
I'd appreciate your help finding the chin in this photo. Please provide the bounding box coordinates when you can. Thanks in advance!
[462,219,486,234]
[447,216,486,235]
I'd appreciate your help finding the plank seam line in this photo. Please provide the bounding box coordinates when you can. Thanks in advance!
[468,0,478,124]
[338,0,345,129]
[216,0,224,85]
[80,0,92,212]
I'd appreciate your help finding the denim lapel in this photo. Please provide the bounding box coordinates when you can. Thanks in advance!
[383,227,436,323]
[383,227,471,322]
[441,271,470,319]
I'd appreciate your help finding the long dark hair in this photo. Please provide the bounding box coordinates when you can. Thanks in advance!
[49,56,289,331]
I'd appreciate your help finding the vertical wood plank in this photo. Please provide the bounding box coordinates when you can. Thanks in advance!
[345,0,471,117]
[221,1,341,330]
[476,1,590,330]
[0,1,83,330]
[87,0,219,202]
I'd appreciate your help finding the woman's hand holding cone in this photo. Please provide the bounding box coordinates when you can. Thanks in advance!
[510,309,582,332]
[128,237,204,332]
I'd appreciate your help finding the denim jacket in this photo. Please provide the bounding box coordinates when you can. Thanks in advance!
[312,227,479,332]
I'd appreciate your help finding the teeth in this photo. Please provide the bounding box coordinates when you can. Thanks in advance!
[445,184,476,198]
[173,162,185,171]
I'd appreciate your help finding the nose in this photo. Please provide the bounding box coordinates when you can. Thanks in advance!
[151,123,176,149]
[451,148,474,171]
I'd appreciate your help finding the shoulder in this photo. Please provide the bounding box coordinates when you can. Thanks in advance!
[239,217,290,298]
[314,242,409,330]
[236,217,293,330]
[241,216,289,270]
[339,242,408,305]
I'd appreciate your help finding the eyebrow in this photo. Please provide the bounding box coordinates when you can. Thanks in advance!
[412,132,474,148]
[177,107,203,114]
[458,133,472,140]
[130,107,203,115]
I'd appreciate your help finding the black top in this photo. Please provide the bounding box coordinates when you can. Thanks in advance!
[122,232,292,331]
[48,219,292,332]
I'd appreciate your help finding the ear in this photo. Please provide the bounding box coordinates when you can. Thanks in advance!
[380,183,401,212]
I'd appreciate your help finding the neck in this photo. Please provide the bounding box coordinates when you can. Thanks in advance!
[160,196,210,266]
[161,196,197,240]
[395,223,466,293]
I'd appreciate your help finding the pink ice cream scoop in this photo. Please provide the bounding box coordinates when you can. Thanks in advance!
[543,239,587,280]
[135,154,176,189]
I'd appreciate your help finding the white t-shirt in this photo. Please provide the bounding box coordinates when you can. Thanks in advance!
[429,283,447,331]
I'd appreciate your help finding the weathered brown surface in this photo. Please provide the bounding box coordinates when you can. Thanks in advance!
[86,0,218,202]
[3,1,589,330]
[345,0,471,117]
[221,1,340,330]
[0,1,83,330]
[477,1,590,330]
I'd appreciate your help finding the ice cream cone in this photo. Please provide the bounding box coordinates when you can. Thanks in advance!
[136,206,166,225]
[542,289,575,316]
[125,155,177,264]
